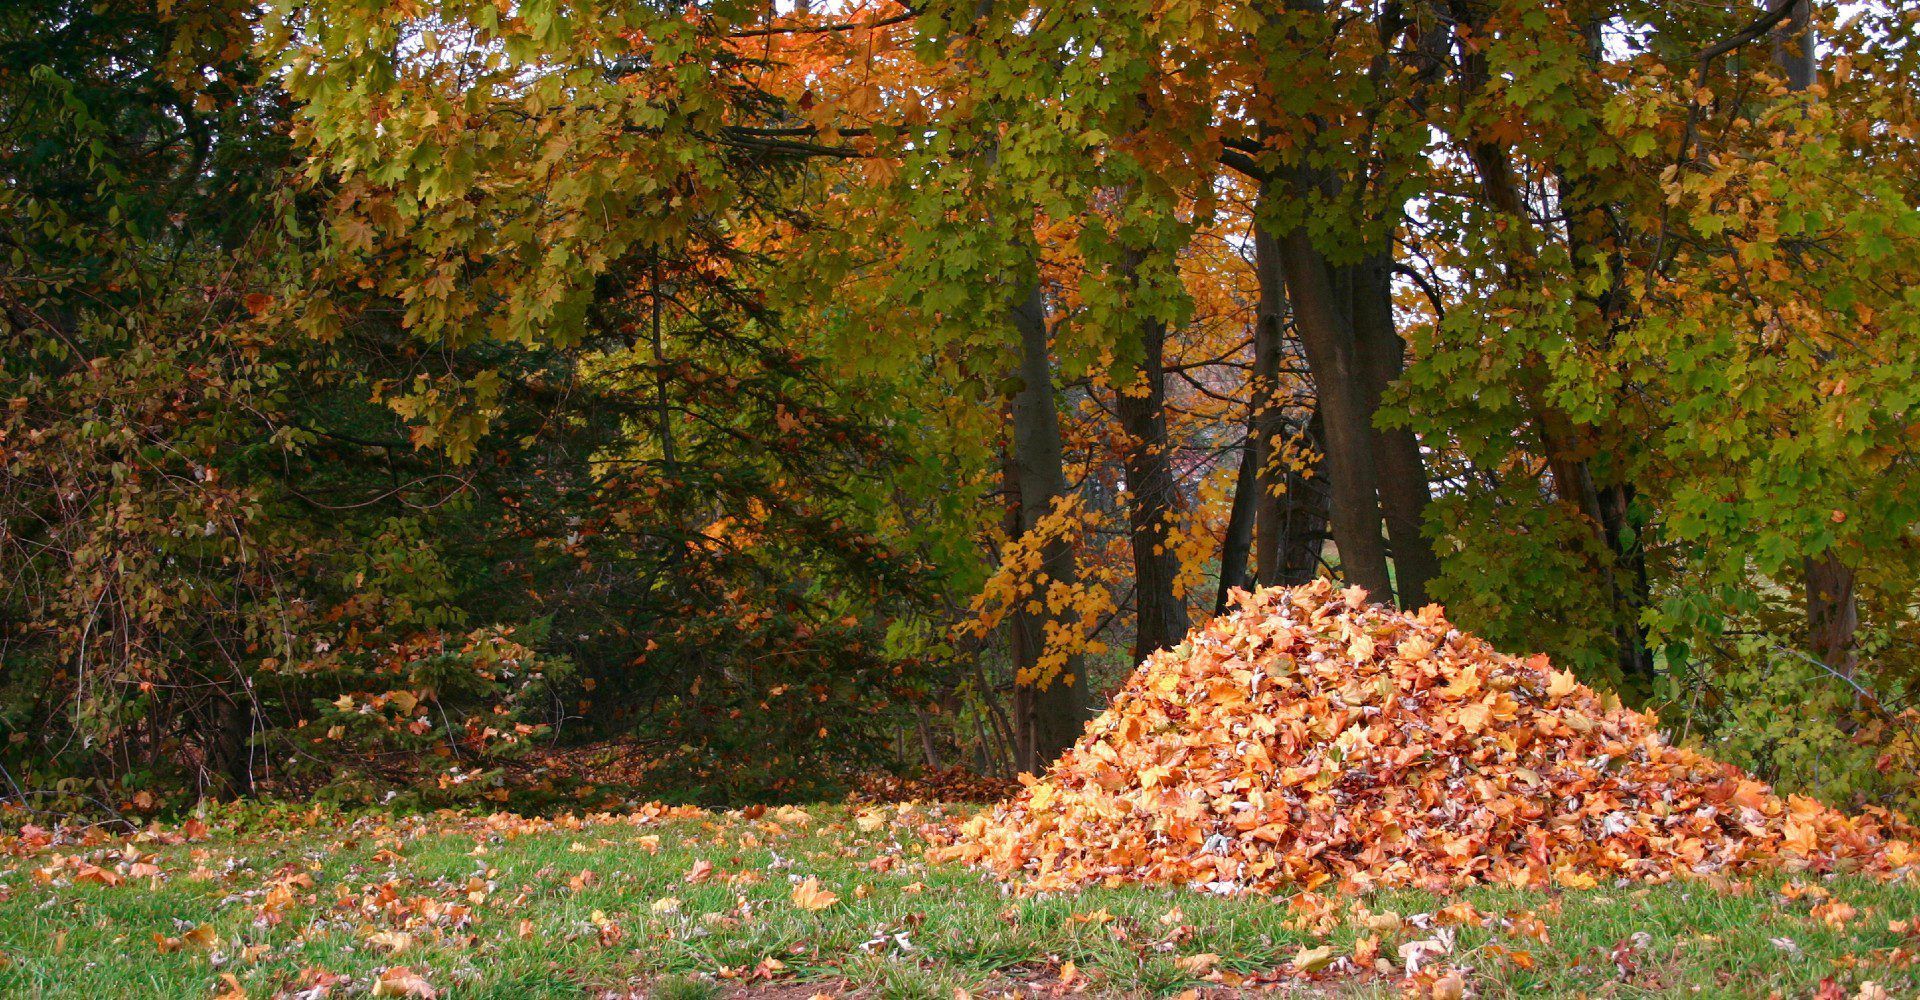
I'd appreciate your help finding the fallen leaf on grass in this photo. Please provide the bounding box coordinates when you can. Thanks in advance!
[1292,944,1335,972]
[1176,952,1219,975]
[1812,900,1857,928]
[73,863,122,887]
[212,972,246,1000]
[367,930,414,954]
[1399,930,1455,975]
[154,924,219,953]
[372,966,437,998]
[791,876,838,911]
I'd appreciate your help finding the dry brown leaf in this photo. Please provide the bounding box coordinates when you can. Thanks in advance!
[372,966,437,999]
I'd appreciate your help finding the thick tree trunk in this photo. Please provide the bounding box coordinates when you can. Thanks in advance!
[1270,214,1394,603]
[1006,276,1082,773]
[213,697,255,800]
[1805,553,1858,678]
[1242,1,1401,607]
[1351,253,1440,608]
[1248,222,1329,590]
[1114,296,1192,661]
[1272,410,1332,586]
[1771,0,1815,91]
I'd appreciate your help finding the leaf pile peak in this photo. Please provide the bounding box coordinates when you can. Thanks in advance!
[939,581,1919,893]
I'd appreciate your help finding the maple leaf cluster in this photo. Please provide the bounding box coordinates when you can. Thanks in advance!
[938,581,1920,893]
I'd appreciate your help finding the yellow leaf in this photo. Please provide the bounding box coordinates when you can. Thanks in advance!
[369,929,415,953]
[791,876,839,911]
[1292,943,1335,972]
[1176,952,1219,975]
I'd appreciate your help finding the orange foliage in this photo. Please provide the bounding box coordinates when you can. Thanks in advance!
[937,580,1920,893]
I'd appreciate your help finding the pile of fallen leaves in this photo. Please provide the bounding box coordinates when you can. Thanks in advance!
[938,581,1920,893]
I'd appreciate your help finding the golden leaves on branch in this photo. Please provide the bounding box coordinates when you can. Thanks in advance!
[938,580,1919,893]
[962,495,1117,690]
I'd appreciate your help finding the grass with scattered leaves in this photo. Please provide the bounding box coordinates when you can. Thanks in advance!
[4,802,1919,998]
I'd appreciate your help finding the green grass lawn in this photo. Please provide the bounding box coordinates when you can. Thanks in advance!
[4,801,1919,998]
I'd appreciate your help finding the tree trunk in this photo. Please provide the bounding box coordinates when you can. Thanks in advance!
[1805,553,1858,678]
[1114,296,1192,660]
[1770,0,1854,680]
[1270,208,1394,603]
[1215,423,1259,613]
[1249,220,1290,589]
[1351,253,1440,609]
[213,696,255,800]
[1273,410,1331,586]
[1251,217,1329,590]
[1771,0,1815,91]
[1006,275,1082,773]
[1244,1,1398,605]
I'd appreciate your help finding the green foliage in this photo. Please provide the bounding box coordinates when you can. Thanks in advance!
[2,0,940,811]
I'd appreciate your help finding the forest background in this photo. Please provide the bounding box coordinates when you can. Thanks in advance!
[6,0,1920,818]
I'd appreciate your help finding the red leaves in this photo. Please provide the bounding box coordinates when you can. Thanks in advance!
[940,581,1916,893]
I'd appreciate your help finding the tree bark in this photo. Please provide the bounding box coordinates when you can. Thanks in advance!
[1805,553,1858,679]
[1272,410,1332,586]
[1113,279,1192,660]
[1245,1,1396,605]
[1270,208,1394,603]
[1771,0,1815,90]
[1249,220,1329,591]
[213,696,255,800]
[1006,275,1083,773]
[1215,418,1259,613]
[1249,220,1291,589]
[1351,253,1441,608]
